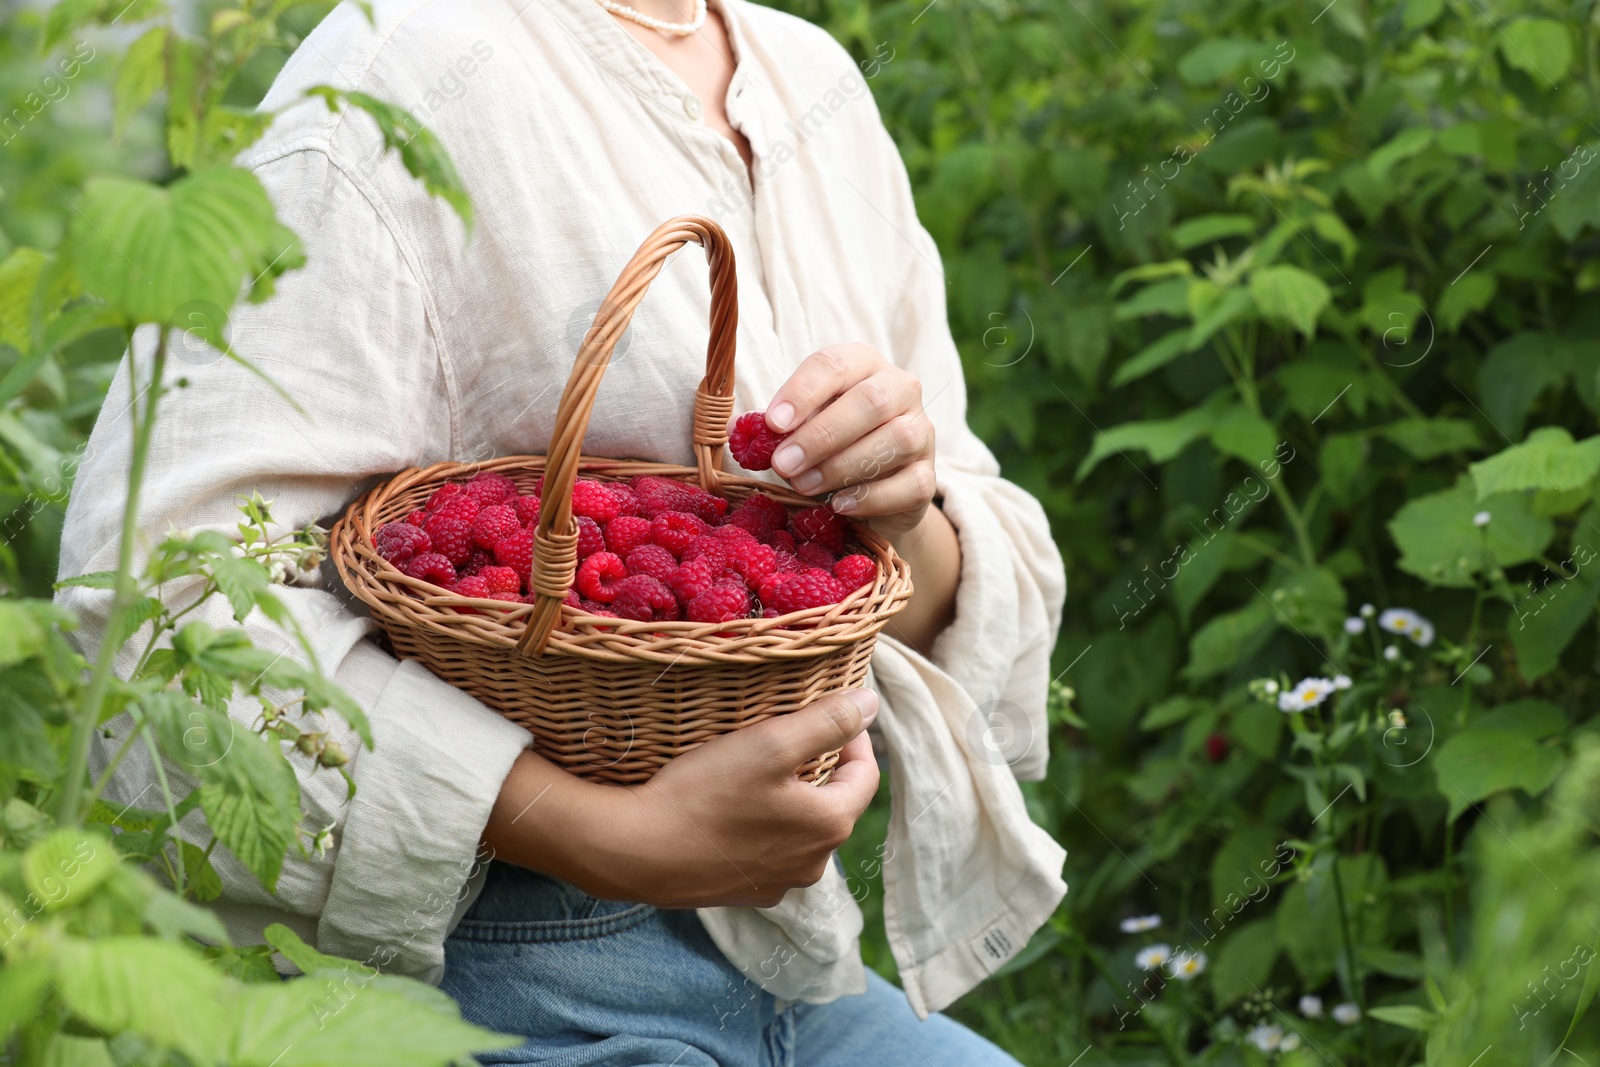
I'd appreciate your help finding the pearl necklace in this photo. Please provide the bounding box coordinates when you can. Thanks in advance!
[594,0,707,36]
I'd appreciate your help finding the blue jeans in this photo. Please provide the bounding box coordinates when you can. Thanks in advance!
[439,862,1021,1066]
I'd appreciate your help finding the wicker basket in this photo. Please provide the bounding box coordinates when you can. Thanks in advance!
[330,216,913,784]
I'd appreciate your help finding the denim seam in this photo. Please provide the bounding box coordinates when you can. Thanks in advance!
[449,903,657,942]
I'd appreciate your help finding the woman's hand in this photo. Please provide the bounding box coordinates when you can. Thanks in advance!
[482,689,881,909]
[763,342,937,539]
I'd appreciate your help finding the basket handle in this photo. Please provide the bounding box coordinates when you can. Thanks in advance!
[517,215,739,656]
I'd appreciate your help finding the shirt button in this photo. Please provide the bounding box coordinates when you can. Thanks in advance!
[683,95,703,121]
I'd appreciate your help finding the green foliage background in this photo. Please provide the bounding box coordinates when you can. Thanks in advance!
[3,0,1600,1063]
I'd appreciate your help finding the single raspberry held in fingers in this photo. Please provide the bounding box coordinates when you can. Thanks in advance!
[451,575,491,599]
[404,509,428,527]
[651,511,708,556]
[494,529,535,585]
[728,411,788,472]
[689,580,751,623]
[465,471,517,506]
[769,570,850,614]
[513,494,542,527]
[605,515,653,557]
[460,547,494,576]
[480,566,522,595]
[576,517,606,560]
[798,541,836,570]
[375,523,430,565]
[612,574,678,621]
[572,479,621,523]
[401,552,456,587]
[791,506,847,553]
[626,544,678,582]
[471,505,522,550]
[669,558,717,604]
[577,551,628,603]
[834,554,877,590]
[423,515,474,566]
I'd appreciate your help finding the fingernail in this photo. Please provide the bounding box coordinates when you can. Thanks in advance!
[768,402,795,432]
[793,469,822,494]
[830,492,856,513]
[845,688,879,725]
[773,443,804,474]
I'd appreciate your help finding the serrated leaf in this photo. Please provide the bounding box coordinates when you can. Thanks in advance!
[200,783,298,891]
[0,602,47,667]
[180,840,224,902]
[1470,427,1600,498]
[0,248,49,353]
[145,883,230,942]
[1436,728,1564,821]
[1249,265,1329,337]
[1074,403,1220,480]
[210,553,273,622]
[55,570,119,590]
[1389,477,1553,587]
[114,26,168,139]
[50,938,227,1060]
[23,829,119,908]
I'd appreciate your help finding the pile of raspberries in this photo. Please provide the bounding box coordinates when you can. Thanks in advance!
[373,468,876,624]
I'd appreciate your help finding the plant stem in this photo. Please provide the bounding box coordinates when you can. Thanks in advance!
[58,328,169,827]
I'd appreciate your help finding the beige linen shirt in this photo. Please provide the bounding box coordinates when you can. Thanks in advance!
[56,0,1066,1019]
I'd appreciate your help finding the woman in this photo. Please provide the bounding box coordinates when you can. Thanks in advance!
[57,0,1067,1062]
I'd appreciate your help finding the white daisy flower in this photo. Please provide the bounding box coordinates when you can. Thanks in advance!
[1332,1002,1361,1025]
[1120,914,1162,933]
[1298,994,1323,1018]
[1245,1024,1283,1052]
[1168,951,1207,980]
[1333,674,1352,689]
[1343,616,1365,634]
[1473,511,1491,527]
[1379,608,1435,647]
[1360,603,1375,618]
[1279,1031,1302,1052]
[1383,645,1401,662]
[1278,677,1336,713]
[1135,943,1171,970]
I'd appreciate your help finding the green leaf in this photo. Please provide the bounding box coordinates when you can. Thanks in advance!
[180,840,224,902]
[1209,406,1277,467]
[39,1035,117,1067]
[72,169,304,327]
[1320,433,1366,503]
[1209,824,1282,912]
[1310,211,1358,264]
[1110,328,1190,387]
[1171,213,1256,250]
[1470,427,1600,498]
[210,553,274,622]
[200,783,298,892]
[1369,1004,1436,1031]
[1435,728,1564,821]
[1368,127,1433,181]
[22,829,119,908]
[1474,699,1567,740]
[1184,601,1272,680]
[1210,919,1278,1006]
[1402,0,1444,30]
[1074,400,1223,480]
[114,26,168,139]
[145,884,230,942]
[50,938,227,1060]
[1172,529,1233,625]
[1276,854,1387,986]
[1499,18,1573,85]
[1438,271,1496,333]
[1176,39,1260,85]
[1263,567,1347,638]
[1509,570,1600,682]
[1108,259,1192,296]
[1249,265,1330,337]
[1382,418,1482,459]
[1389,476,1553,587]
[1113,279,1190,322]
[1477,333,1568,440]
[0,962,51,1042]
[54,571,119,590]
[1139,695,1202,731]
[0,248,49,353]
[0,602,47,667]
[1186,286,1254,350]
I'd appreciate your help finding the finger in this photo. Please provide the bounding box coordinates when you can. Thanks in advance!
[772,371,918,481]
[752,688,878,773]
[829,460,938,519]
[766,343,879,435]
[815,727,880,821]
[789,414,932,497]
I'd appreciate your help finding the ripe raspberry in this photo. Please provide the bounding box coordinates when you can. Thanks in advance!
[576,516,607,560]
[651,511,708,556]
[798,541,837,569]
[425,482,467,511]
[375,523,430,565]
[769,570,850,614]
[532,475,545,498]
[766,529,797,555]
[669,558,717,604]
[452,575,491,599]
[423,515,474,565]
[680,535,729,572]
[714,523,756,542]
[631,476,725,522]
[612,574,678,622]
[430,495,481,525]
[465,471,517,506]
[689,580,751,623]
[572,479,621,523]
[609,482,641,517]
[479,566,521,595]
[461,547,495,576]
[401,552,456,587]
[513,494,542,527]
[728,411,787,472]
[563,589,582,608]
[471,505,521,550]
[488,591,522,604]
[834,554,876,589]
[1205,733,1229,763]
[791,506,846,553]
[578,597,616,617]
[728,493,788,538]
[756,571,788,605]
[576,551,627,603]
[626,544,678,582]
[605,515,654,557]
[761,607,780,618]
[494,529,535,585]
[404,509,428,527]
[725,539,777,588]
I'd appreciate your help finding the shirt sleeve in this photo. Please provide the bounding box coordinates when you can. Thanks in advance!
[54,143,530,981]
[871,133,1067,783]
